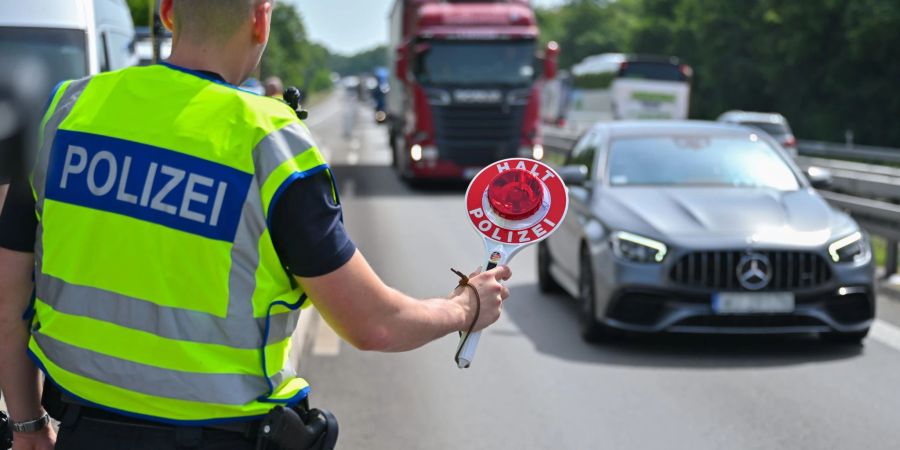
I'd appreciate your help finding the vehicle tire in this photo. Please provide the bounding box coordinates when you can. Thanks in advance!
[579,249,608,343]
[537,241,563,294]
[820,329,869,345]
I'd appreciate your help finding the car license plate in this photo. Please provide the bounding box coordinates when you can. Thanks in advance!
[712,292,795,314]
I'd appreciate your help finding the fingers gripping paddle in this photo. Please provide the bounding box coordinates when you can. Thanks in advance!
[456,158,569,369]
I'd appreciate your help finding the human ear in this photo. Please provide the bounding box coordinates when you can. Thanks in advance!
[160,0,175,32]
[252,1,273,44]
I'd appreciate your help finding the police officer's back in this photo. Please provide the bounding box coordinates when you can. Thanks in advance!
[0,1,511,449]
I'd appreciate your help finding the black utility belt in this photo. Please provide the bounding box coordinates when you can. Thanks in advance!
[62,403,337,450]
[71,404,260,437]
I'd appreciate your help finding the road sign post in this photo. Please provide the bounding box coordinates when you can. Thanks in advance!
[456,158,569,368]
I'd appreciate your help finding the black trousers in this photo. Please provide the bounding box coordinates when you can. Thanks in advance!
[55,412,257,450]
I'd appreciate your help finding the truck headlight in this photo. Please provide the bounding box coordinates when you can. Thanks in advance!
[829,231,867,263]
[518,145,544,160]
[411,144,423,162]
[611,231,668,263]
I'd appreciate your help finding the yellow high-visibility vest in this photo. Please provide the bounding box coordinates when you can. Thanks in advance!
[28,63,330,423]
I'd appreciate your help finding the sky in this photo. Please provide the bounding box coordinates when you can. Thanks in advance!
[290,0,567,55]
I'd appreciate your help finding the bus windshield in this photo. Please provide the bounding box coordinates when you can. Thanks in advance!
[414,40,536,86]
[619,62,687,82]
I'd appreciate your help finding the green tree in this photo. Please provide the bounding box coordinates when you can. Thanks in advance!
[536,0,900,146]
[329,45,389,76]
[258,3,333,93]
[126,0,152,27]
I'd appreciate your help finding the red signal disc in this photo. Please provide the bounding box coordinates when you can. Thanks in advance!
[487,169,544,220]
[465,158,569,246]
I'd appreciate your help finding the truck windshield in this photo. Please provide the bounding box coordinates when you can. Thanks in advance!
[0,27,88,92]
[415,40,536,86]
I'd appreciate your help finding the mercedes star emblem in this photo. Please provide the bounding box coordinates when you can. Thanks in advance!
[737,253,772,291]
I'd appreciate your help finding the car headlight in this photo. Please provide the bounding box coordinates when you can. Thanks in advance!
[611,231,668,263]
[828,231,867,263]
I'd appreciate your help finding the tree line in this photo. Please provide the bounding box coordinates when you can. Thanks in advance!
[537,0,900,147]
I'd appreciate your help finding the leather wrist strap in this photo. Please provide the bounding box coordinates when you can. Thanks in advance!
[451,268,481,364]
[12,412,50,433]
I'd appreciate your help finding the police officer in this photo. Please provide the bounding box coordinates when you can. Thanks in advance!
[0,1,511,449]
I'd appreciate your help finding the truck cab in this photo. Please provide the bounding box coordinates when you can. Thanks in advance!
[388,0,558,182]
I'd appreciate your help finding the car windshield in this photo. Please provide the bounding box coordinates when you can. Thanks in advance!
[414,40,536,86]
[607,135,800,190]
[741,121,790,136]
[0,27,88,92]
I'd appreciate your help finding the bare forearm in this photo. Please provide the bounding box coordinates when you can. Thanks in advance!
[0,248,42,422]
[367,288,468,353]
[0,317,43,422]
[300,251,508,354]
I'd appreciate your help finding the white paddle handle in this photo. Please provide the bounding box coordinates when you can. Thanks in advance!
[455,260,499,369]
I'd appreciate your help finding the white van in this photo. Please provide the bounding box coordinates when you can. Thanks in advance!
[1,0,137,91]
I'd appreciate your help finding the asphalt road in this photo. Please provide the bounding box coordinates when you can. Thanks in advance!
[298,90,900,450]
[3,90,900,449]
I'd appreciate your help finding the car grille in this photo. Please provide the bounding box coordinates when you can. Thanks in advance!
[432,104,525,167]
[670,250,832,291]
[673,315,826,328]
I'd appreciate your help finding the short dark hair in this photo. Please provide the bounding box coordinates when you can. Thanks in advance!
[172,0,266,42]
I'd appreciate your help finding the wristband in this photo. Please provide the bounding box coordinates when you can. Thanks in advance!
[11,413,50,433]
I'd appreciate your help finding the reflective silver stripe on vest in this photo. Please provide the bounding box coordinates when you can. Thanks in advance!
[227,179,265,319]
[253,122,318,186]
[33,77,92,210]
[35,273,298,349]
[33,332,268,405]
[32,80,308,405]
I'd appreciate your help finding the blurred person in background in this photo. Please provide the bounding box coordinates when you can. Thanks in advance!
[0,1,511,449]
[264,75,284,98]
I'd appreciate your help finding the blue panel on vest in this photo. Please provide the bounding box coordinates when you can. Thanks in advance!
[45,130,252,243]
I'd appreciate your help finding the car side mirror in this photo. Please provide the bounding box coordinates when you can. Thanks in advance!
[806,166,833,190]
[543,41,560,80]
[558,165,589,186]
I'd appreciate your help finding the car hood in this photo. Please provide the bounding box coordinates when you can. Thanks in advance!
[595,187,858,248]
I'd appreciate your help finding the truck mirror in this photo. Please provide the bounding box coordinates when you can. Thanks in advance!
[395,47,409,83]
[543,41,559,80]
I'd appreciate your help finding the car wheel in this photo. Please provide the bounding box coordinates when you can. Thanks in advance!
[537,241,563,294]
[579,249,608,343]
[820,329,869,345]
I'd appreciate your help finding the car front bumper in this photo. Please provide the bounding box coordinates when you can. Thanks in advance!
[593,249,876,334]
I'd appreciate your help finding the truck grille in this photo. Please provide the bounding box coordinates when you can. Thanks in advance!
[432,104,525,167]
[670,250,832,291]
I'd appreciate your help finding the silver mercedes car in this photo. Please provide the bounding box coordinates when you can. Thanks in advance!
[540,121,875,343]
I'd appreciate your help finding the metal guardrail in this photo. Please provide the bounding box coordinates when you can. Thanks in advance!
[798,140,900,165]
[542,129,900,276]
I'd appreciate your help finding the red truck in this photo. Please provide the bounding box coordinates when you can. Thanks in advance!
[387,0,558,182]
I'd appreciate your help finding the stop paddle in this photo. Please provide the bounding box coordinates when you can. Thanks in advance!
[457,158,569,368]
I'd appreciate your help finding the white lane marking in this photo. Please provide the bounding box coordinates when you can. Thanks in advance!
[311,311,341,356]
[305,95,342,128]
[870,319,900,352]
